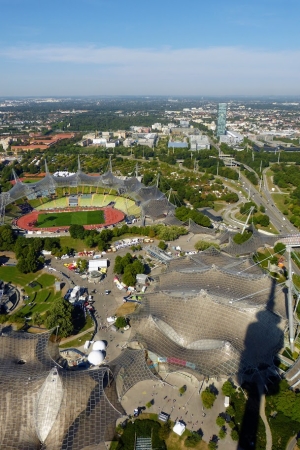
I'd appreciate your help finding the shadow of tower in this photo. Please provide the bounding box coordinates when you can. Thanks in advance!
[237,278,284,449]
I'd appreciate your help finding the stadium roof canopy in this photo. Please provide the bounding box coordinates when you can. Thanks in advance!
[2,166,175,221]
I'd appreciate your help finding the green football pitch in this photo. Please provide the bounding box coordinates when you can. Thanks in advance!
[36,210,105,228]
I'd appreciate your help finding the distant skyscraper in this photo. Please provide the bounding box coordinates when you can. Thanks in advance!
[216,103,227,137]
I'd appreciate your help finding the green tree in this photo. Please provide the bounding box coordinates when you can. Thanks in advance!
[115,316,127,328]
[216,416,225,427]
[222,380,235,396]
[218,428,226,439]
[114,255,123,274]
[16,246,39,273]
[0,225,16,250]
[201,388,216,409]
[240,201,257,215]
[274,242,286,254]
[122,266,136,287]
[32,312,43,327]
[226,405,235,417]
[45,298,74,337]
[231,429,239,441]
[69,224,86,239]
[184,432,202,447]
[77,258,88,273]
[132,259,145,274]
[158,240,167,251]
[208,441,217,450]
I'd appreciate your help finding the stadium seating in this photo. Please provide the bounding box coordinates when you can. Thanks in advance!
[79,197,93,207]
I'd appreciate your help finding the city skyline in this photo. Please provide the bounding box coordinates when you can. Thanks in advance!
[0,0,299,96]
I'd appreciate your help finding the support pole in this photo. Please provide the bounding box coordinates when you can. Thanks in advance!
[287,246,295,352]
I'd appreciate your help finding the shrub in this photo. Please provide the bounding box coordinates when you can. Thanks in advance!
[195,240,220,251]
[179,385,186,395]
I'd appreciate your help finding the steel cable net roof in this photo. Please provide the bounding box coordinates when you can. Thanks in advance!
[130,266,287,378]
[224,227,278,256]
[109,348,159,399]
[165,247,265,276]
[161,215,184,226]
[187,219,217,235]
[155,267,287,316]
[2,171,174,221]
[0,327,122,450]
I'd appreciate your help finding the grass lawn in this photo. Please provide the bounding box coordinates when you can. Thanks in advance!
[165,429,208,450]
[271,193,291,216]
[0,266,38,285]
[213,202,226,212]
[59,236,94,251]
[22,290,61,315]
[36,210,105,227]
[59,330,94,348]
[0,265,92,336]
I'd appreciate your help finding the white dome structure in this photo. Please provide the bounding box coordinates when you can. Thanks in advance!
[93,341,106,351]
[88,350,104,366]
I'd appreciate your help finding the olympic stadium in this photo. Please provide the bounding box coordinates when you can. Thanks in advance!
[0,159,175,229]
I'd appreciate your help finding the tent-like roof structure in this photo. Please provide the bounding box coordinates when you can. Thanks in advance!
[129,253,287,380]
[0,326,123,450]
[2,165,175,222]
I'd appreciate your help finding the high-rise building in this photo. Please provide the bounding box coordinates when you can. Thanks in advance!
[216,103,227,137]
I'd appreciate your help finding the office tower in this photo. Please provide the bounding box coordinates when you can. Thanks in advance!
[216,103,227,137]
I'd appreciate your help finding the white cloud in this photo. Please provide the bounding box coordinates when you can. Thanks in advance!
[0,44,299,95]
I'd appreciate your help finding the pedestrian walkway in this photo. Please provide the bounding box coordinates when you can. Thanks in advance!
[259,387,272,450]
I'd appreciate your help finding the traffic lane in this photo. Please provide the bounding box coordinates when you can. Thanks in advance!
[244,171,298,233]
[239,174,295,233]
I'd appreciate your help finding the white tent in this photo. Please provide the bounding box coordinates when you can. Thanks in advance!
[88,259,108,272]
[88,350,104,366]
[93,341,106,351]
[173,421,186,436]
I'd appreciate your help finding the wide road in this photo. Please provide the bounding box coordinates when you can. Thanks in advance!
[209,139,298,234]
[240,163,297,234]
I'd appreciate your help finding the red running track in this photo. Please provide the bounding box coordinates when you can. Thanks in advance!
[16,207,125,232]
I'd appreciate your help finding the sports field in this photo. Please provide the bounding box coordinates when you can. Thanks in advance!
[36,210,105,228]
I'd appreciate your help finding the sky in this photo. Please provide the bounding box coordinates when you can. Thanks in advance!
[0,0,299,96]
